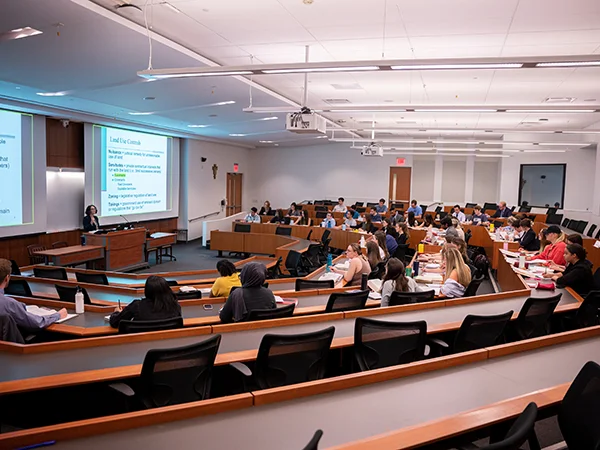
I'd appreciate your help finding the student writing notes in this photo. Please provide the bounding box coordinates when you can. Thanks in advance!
[0,258,67,331]
[380,258,423,307]
[331,243,371,286]
[244,207,261,223]
[109,276,182,328]
[551,244,595,296]
[219,263,275,323]
[210,260,241,298]
[529,225,566,266]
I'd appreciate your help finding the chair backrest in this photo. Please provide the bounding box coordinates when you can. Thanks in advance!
[483,202,498,211]
[51,241,68,249]
[513,294,562,340]
[234,223,251,233]
[320,229,331,244]
[33,267,68,281]
[5,279,33,297]
[325,290,369,312]
[557,361,600,450]
[368,262,386,280]
[54,284,92,305]
[315,211,327,219]
[453,311,513,353]
[568,219,579,231]
[247,303,295,321]
[301,430,323,450]
[166,280,179,286]
[10,260,20,276]
[465,202,477,208]
[392,244,408,261]
[295,279,334,291]
[464,274,485,297]
[118,316,184,334]
[576,220,589,234]
[138,335,221,407]
[314,205,327,211]
[546,207,558,215]
[574,291,600,328]
[595,268,600,290]
[518,205,532,213]
[75,272,109,285]
[275,227,292,236]
[562,217,570,227]
[354,318,426,371]
[419,205,427,213]
[389,290,436,306]
[439,211,449,219]
[27,244,46,265]
[285,251,303,277]
[482,402,539,450]
[596,228,600,240]
[546,213,563,225]
[306,230,313,241]
[0,315,25,344]
[254,326,335,389]
[493,220,504,229]
[266,256,283,279]
[464,229,473,245]
[587,224,597,238]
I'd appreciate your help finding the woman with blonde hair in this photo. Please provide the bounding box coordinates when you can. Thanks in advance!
[440,247,472,298]
[366,240,382,271]
[451,218,465,240]
[331,243,371,286]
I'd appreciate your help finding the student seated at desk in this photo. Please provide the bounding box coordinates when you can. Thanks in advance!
[210,260,241,298]
[244,207,261,223]
[219,263,275,323]
[348,206,361,220]
[287,202,301,218]
[270,209,286,224]
[452,205,467,223]
[407,211,420,228]
[407,200,422,219]
[331,243,371,286]
[374,230,391,260]
[492,201,512,218]
[109,276,182,328]
[369,207,382,223]
[395,222,410,245]
[332,197,347,213]
[469,205,489,226]
[421,213,435,229]
[389,209,404,225]
[548,244,595,296]
[295,210,312,226]
[320,212,336,228]
[340,210,356,228]
[361,215,377,234]
[518,218,540,251]
[381,258,423,307]
[375,198,388,214]
[0,258,67,332]
[528,225,566,266]
[258,201,272,216]
[366,241,382,271]
[440,247,472,298]
[452,218,466,240]
[546,235,586,272]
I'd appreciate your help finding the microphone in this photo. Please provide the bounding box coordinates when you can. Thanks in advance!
[120,215,132,229]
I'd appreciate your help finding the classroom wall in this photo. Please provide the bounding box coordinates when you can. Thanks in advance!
[179,139,251,241]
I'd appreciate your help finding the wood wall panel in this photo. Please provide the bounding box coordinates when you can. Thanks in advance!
[46,118,84,169]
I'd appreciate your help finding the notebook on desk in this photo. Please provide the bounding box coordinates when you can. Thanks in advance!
[26,305,78,323]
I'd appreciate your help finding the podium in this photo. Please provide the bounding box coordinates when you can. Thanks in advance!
[84,228,148,271]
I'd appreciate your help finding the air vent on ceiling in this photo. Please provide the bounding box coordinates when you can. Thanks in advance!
[396,120,418,124]
[323,98,351,104]
[544,97,575,103]
[356,120,378,124]
[330,83,363,90]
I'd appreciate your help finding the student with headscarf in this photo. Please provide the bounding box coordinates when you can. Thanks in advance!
[219,263,275,323]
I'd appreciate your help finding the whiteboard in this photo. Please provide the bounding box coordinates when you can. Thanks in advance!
[46,170,85,232]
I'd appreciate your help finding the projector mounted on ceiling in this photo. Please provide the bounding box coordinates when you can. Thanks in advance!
[360,142,383,157]
[285,107,327,135]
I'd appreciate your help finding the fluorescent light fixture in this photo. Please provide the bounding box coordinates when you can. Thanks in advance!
[36,92,66,97]
[522,150,567,153]
[476,154,510,158]
[536,61,600,68]
[213,101,236,106]
[505,109,597,113]
[391,63,523,70]
[229,133,247,137]
[188,124,208,128]
[262,66,380,74]
[161,2,181,13]
[150,71,253,80]
[259,140,275,143]
[258,116,278,121]
[128,112,154,116]
[6,27,43,40]
[479,149,520,153]
[315,136,329,139]
[412,109,497,113]
[328,109,407,113]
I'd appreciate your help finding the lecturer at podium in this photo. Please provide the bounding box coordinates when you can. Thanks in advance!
[83,204,100,232]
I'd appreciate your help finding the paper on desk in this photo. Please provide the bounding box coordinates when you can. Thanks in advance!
[199,288,212,295]
[334,262,350,270]
[414,274,443,283]
[513,267,543,280]
[274,296,284,303]
[56,314,78,324]
[367,278,382,292]
[319,272,343,283]
[26,305,78,323]
[595,240,600,249]
[499,249,520,258]
[179,286,198,293]
[368,291,382,300]
[425,284,441,295]
[150,232,172,239]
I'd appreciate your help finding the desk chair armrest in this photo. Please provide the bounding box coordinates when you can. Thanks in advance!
[229,362,253,377]
[427,337,450,357]
[108,382,136,397]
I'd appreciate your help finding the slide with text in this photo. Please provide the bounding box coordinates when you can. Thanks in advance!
[0,110,23,227]
[100,127,169,217]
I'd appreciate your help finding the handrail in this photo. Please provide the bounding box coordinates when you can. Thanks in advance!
[189,211,220,223]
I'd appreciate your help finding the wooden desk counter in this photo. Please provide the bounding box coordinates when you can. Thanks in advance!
[85,228,147,271]
[33,245,105,267]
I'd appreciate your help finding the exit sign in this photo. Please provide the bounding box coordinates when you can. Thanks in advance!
[396,158,405,166]
[233,163,239,172]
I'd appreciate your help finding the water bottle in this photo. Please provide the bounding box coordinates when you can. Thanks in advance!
[361,273,368,291]
[342,224,347,231]
[519,253,526,269]
[75,287,84,314]
[326,253,333,273]
[413,260,420,276]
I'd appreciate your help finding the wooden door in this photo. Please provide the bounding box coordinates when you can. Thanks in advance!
[389,167,411,205]
[226,173,243,216]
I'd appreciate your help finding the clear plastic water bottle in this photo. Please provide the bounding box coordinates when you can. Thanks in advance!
[326,253,333,272]
[75,287,84,314]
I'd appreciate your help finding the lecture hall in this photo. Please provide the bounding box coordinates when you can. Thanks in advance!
[1,0,600,449]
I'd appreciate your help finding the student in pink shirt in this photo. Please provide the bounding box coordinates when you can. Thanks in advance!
[529,225,567,266]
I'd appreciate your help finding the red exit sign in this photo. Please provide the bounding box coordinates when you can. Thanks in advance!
[396,158,405,166]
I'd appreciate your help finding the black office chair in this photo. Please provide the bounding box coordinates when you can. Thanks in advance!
[557,361,600,450]
[546,207,558,215]
[305,229,313,241]
[420,205,428,214]
[568,219,579,231]
[75,272,109,285]
[33,267,68,281]
[5,279,33,297]
[466,402,540,450]
[464,274,485,297]
[275,227,292,236]
[563,291,600,330]
[546,213,563,225]
[367,262,386,280]
[10,260,20,276]
[325,290,369,312]
[301,430,323,450]
[429,311,513,356]
[388,290,436,306]
[285,251,308,278]
[295,279,334,291]
[234,223,251,233]
[354,318,426,371]
[54,284,92,305]
[247,303,295,321]
[165,280,179,286]
[320,229,331,245]
[465,203,477,208]
[109,335,221,408]
[230,326,335,390]
[439,211,449,220]
[562,217,570,227]
[302,244,323,270]
[596,228,600,240]
[464,229,473,245]
[315,211,327,219]
[266,256,283,279]
[314,205,327,212]
[493,220,504,229]
[587,224,597,238]
[392,244,408,263]
[576,220,589,234]
[518,205,532,213]
[483,202,498,212]
[175,290,203,300]
[595,268,600,290]
[509,294,562,341]
[0,315,25,344]
[118,316,184,334]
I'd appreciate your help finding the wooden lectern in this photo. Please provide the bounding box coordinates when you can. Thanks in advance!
[84,228,148,271]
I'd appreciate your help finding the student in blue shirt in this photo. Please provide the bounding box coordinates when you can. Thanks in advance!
[348,206,360,220]
[407,200,423,218]
[369,207,382,223]
[321,212,336,228]
[375,198,388,213]
[244,207,261,223]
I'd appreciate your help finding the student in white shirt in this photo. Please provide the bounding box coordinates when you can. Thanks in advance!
[332,197,347,213]
[341,210,356,228]
[452,205,467,223]
[321,212,336,228]
[440,247,471,298]
[244,207,261,223]
[380,258,423,307]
